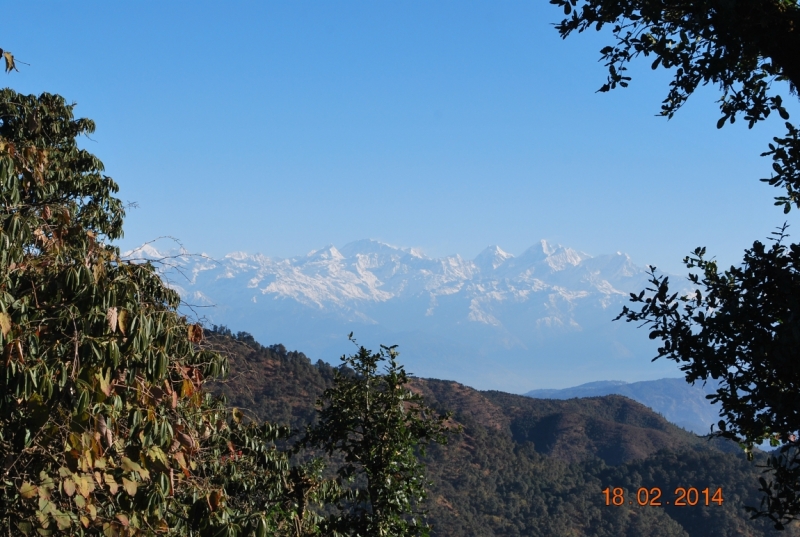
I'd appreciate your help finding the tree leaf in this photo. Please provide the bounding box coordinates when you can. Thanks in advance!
[3,51,17,73]
[103,473,119,495]
[106,307,118,333]
[19,482,37,499]
[118,309,128,336]
[96,370,112,397]
[0,312,11,337]
[53,511,71,531]
[77,474,95,498]
[122,477,138,496]
[187,323,204,343]
[62,478,76,497]
[121,457,141,474]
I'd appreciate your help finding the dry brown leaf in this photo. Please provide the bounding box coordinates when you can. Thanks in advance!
[62,478,76,497]
[92,262,105,283]
[2,51,18,73]
[19,482,37,499]
[96,370,112,397]
[117,309,128,336]
[187,323,204,343]
[32,228,49,247]
[208,490,223,512]
[106,307,118,334]
[103,473,119,495]
[96,415,108,438]
[122,477,138,496]
[0,312,10,337]
[175,431,196,452]
[182,378,194,398]
[77,474,95,498]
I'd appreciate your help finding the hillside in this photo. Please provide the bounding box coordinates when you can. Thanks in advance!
[205,329,797,536]
[525,378,723,435]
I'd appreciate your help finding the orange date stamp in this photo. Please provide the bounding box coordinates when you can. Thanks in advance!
[602,487,724,506]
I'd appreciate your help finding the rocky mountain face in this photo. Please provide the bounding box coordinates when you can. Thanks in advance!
[132,238,686,391]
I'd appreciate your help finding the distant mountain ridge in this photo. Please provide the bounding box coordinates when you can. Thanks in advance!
[526,378,723,435]
[130,238,685,391]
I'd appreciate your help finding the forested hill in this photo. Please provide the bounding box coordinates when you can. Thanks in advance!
[206,329,798,536]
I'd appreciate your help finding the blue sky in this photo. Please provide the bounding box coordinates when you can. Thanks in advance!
[5,1,798,274]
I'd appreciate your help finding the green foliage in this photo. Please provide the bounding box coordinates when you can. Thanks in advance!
[762,122,800,213]
[0,90,335,536]
[551,0,800,528]
[303,340,452,537]
[551,0,800,117]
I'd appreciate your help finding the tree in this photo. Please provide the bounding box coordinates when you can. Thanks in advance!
[549,0,800,528]
[302,339,452,537]
[0,89,324,536]
[550,0,800,211]
[616,229,800,528]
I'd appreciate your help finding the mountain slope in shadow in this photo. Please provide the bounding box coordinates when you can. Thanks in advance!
[206,329,796,537]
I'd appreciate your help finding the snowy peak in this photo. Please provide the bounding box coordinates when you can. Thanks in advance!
[339,239,408,258]
[502,240,589,275]
[153,239,653,322]
[123,243,173,261]
[544,246,588,271]
[474,245,514,272]
[226,251,256,262]
[304,245,344,263]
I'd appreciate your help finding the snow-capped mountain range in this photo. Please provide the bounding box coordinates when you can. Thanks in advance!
[129,239,685,392]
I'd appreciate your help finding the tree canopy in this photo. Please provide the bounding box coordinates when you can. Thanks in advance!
[0,89,309,535]
[549,0,800,529]
[617,231,800,528]
[0,89,449,536]
[303,340,452,537]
